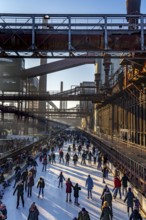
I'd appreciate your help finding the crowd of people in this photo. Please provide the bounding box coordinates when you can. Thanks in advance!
[0,130,144,219]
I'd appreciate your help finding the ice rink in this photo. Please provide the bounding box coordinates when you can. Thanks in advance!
[3,141,143,220]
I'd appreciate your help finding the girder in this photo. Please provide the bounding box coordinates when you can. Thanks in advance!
[0,13,146,58]
[0,105,89,116]
[0,93,103,102]
[20,57,96,78]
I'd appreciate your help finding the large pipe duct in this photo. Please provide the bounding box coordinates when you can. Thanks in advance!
[126,0,141,29]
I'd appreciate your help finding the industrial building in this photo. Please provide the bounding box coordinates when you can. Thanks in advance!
[0,8,146,216]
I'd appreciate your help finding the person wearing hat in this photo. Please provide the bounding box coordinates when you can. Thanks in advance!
[100,201,112,220]
[78,207,90,220]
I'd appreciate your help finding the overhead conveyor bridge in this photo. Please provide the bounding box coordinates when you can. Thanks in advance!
[0,13,146,59]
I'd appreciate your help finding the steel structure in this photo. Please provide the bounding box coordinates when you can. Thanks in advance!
[0,13,146,58]
[0,92,103,102]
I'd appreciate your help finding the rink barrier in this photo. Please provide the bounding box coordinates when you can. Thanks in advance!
[79,129,146,216]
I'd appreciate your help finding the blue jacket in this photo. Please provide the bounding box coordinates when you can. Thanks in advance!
[86,177,93,190]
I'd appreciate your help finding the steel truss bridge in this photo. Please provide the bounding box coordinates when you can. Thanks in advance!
[0,13,146,59]
[0,92,103,102]
[0,105,89,117]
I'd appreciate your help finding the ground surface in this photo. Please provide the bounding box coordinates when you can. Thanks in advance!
[3,141,144,220]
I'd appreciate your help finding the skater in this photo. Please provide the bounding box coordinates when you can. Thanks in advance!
[73,153,78,166]
[59,149,64,164]
[28,202,39,220]
[51,152,56,164]
[78,207,90,220]
[66,178,73,202]
[97,155,102,169]
[81,151,86,165]
[100,185,109,206]
[27,171,34,197]
[37,177,45,198]
[113,175,122,199]
[0,203,7,219]
[65,152,70,166]
[13,180,24,209]
[103,187,113,215]
[13,169,21,189]
[121,172,129,196]
[73,183,81,206]
[58,171,65,188]
[134,197,140,212]
[100,201,112,220]
[21,168,28,192]
[124,187,135,216]
[42,155,47,171]
[129,206,142,220]
[85,175,94,199]
[102,165,108,183]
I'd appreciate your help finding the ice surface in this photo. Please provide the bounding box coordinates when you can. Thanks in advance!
[3,141,144,220]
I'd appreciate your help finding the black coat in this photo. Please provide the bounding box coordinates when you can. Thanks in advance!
[28,207,39,220]
[129,209,142,220]
[73,185,81,198]
[121,175,129,187]
[13,182,24,196]
[37,179,45,188]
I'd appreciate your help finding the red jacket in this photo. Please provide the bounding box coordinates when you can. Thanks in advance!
[66,181,73,193]
[114,177,121,188]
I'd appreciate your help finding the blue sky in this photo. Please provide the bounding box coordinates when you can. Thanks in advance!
[0,0,145,108]
[0,0,145,14]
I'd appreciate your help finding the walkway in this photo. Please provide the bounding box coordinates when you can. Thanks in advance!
[2,140,144,220]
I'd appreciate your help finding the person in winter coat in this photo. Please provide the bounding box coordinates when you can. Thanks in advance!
[124,187,135,215]
[134,197,140,212]
[13,180,24,208]
[66,178,73,202]
[102,165,108,183]
[59,150,64,164]
[113,175,122,199]
[129,207,143,220]
[58,171,65,188]
[27,171,34,197]
[73,153,78,166]
[21,168,28,192]
[37,177,45,198]
[28,202,39,220]
[65,153,70,166]
[121,173,129,196]
[0,211,6,220]
[13,169,21,188]
[78,207,90,220]
[0,203,7,219]
[101,185,109,206]
[81,151,86,165]
[97,155,102,169]
[103,188,113,215]
[42,155,47,171]
[100,201,112,220]
[73,183,81,206]
[85,175,94,199]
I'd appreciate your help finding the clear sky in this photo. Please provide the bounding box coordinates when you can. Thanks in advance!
[0,0,145,108]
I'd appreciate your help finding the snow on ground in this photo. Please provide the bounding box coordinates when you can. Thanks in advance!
[3,141,140,220]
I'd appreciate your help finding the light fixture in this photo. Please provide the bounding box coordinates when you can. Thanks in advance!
[44,15,50,19]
